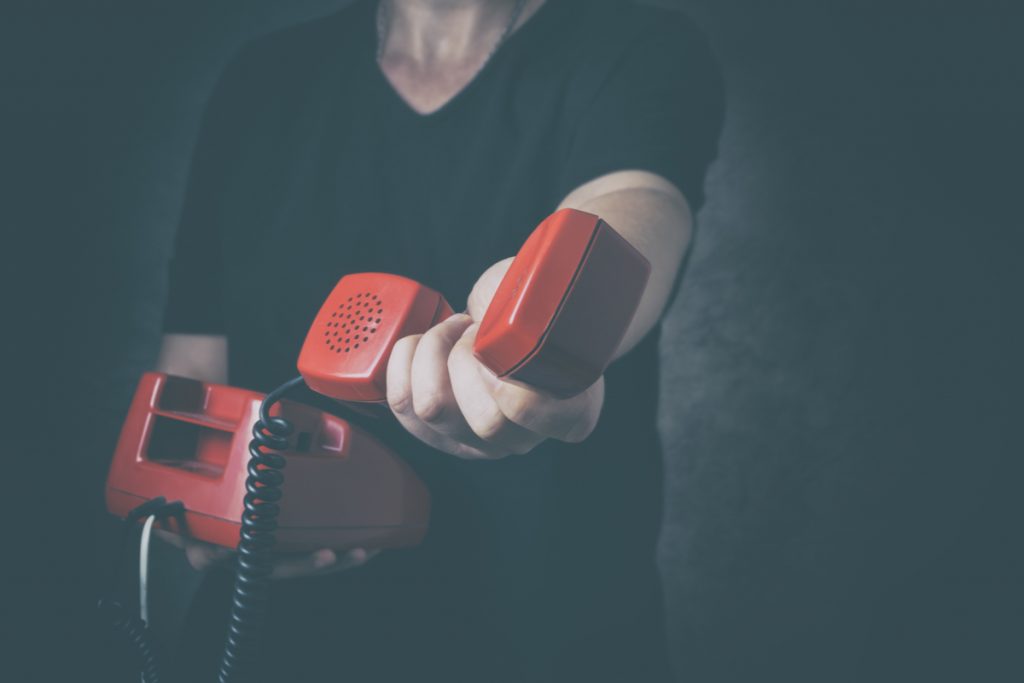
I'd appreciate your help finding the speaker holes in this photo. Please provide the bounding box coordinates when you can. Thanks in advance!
[325,292,383,353]
[324,292,390,354]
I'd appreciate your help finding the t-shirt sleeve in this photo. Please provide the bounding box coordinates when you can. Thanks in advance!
[557,13,725,210]
[162,49,255,335]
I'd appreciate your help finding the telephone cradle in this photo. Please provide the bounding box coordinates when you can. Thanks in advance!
[105,371,430,553]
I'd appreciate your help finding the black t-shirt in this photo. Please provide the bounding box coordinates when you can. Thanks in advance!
[164,1,723,680]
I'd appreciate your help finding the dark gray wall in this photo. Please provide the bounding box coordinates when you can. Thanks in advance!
[657,2,1019,681]
[6,0,1019,680]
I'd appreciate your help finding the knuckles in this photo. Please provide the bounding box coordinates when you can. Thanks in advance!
[562,416,598,443]
[499,390,538,427]
[391,323,604,456]
[495,383,582,441]
[412,391,449,424]
[469,407,510,443]
[387,390,413,416]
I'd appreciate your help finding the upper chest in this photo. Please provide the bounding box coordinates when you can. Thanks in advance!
[376,52,494,116]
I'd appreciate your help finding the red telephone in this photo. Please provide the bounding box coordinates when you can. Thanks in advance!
[106,273,451,553]
[106,210,649,551]
[103,208,649,682]
[105,274,455,681]
[474,208,650,397]
[105,372,430,552]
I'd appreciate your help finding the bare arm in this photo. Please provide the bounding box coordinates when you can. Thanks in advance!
[467,170,692,355]
[389,170,693,459]
[556,170,691,358]
[155,333,229,384]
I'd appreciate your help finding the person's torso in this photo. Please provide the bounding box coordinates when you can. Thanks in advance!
[186,2,672,680]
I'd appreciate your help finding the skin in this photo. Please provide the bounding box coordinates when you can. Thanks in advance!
[155,0,693,576]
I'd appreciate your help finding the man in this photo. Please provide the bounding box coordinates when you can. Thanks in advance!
[157,0,723,679]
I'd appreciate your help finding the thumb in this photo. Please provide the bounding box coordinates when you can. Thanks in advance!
[467,257,514,321]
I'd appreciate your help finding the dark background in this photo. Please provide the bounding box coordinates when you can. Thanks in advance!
[5,0,1021,681]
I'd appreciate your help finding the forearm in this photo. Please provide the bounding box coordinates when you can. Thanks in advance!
[383,172,695,458]
[557,171,693,358]
[155,333,229,384]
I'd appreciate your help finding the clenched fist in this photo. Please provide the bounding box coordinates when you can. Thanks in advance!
[385,258,605,459]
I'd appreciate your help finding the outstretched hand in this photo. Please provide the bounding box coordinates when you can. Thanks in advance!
[385,258,605,459]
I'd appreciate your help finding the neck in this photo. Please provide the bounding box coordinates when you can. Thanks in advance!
[381,0,540,65]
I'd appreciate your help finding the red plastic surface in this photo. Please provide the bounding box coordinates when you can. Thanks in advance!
[297,273,454,402]
[105,372,430,551]
[474,208,651,397]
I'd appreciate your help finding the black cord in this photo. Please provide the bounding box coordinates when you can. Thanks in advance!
[99,498,185,683]
[98,598,162,683]
[218,375,306,683]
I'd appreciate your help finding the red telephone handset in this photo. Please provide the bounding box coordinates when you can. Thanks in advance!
[297,272,454,402]
[106,274,452,552]
[475,208,650,397]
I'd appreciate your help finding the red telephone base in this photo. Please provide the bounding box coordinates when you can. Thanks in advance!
[105,372,430,552]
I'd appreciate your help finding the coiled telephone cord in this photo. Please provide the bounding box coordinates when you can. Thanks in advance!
[99,497,184,683]
[217,375,305,683]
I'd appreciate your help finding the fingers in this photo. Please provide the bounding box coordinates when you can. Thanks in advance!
[410,315,484,443]
[269,547,378,580]
[186,543,233,571]
[387,323,482,456]
[153,528,187,549]
[448,327,546,456]
[155,528,380,579]
[387,316,605,459]
[387,315,500,458]
[453,324,602,445]
[153,529,232,571]
[269,548,337,580]
[492,375,605,443]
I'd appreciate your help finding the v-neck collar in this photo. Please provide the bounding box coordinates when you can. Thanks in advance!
[363,0,562,120]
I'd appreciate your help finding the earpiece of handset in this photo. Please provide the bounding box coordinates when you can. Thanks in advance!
[297,273,454,403]
[474,208,651,398]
